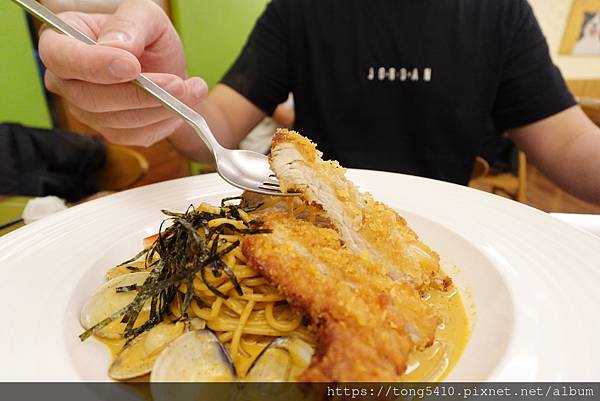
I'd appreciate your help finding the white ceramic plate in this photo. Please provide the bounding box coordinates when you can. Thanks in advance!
[0,170,599,381]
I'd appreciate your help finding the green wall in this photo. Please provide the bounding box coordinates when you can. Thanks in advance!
[171,0,269,174]
[0,2,51,128]
[171,0,269,88]
[0,0,268,129]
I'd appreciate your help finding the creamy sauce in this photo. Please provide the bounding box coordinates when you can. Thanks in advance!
[100,338,151,382]
[401,284,470,381]
[229,340,270,378]
[97,285,470,382]
[102,337,126,358]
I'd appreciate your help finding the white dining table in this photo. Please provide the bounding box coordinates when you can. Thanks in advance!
[551,213,600,238]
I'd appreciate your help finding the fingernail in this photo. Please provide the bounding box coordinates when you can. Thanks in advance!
[191,79,206,99]
[98,31,131,45]
[109,58,137,79]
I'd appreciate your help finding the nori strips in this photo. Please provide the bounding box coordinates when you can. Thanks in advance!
[79,199,270,342]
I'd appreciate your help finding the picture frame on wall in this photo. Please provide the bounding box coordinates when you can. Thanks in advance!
[560,0,600,56]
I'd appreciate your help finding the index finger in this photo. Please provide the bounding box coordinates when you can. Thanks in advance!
[39,12,140,84]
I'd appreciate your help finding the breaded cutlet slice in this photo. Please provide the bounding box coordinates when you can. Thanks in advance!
[243,213,439,381]
[270,129,450,292]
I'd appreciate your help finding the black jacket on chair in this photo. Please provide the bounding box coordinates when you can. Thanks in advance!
[0,123,106,202]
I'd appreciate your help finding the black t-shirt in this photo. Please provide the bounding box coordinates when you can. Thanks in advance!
[221,0,576,184]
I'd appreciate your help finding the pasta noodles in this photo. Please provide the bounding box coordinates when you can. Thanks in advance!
[103,201,316,378]
[177,203,315,377]
[82,195,469,382]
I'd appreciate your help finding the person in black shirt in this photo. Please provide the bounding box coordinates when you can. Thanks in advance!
[39,0,600,202]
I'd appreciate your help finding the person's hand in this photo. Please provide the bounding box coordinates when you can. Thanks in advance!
[39,0,207,147]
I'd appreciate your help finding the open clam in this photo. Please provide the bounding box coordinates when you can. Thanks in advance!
[105,261,149,281]
[150,330,236,382]
[80,272,150,339]
[246,336,314,381]
[109,321,186,380]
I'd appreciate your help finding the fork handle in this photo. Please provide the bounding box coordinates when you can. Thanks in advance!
[12,0,223,154]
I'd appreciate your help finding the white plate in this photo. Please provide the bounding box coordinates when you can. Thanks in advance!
[0,170,599,381]
[551,213,600,238]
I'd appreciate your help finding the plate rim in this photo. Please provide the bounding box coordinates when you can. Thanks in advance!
[1,170,599,382]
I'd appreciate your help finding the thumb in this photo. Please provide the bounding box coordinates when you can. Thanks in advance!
[97,0,169,58]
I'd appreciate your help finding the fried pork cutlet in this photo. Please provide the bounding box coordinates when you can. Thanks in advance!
[241,191,333,228]
[270,129,450,292]
[243,214,439,381]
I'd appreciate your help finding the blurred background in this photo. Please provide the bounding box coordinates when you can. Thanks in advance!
[1,0,599,229]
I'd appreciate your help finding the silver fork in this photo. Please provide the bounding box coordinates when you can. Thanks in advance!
[13,0,293,197]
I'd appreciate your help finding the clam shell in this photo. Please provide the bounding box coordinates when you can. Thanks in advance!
[105,261,147,281]
[150,330,236,382]
[109,321,186,380]
[80,272,150,338]
[245,336,314,381]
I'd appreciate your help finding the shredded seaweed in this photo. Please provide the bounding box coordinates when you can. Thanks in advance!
[221,196,243,207]
[114,248,150,268]
[79,198,271,342]
[115,284,139,293]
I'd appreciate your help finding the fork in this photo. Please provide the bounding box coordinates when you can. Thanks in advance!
[13,0,293,197]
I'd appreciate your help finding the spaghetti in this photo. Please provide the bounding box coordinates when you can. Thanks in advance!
[83,199,317,379]
[172,202,315,376]
[81,196,469,382]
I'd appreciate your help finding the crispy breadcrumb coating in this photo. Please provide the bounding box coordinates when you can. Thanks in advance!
[270,129,450,292]
[243,214,438,381]
[240,130,454,381]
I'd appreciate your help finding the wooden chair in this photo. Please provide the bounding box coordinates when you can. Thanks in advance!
[471,156,490,180]
[567,80,600,126]
[470,152,527,203]
[98,144,149,191]
[472,81,598,205]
